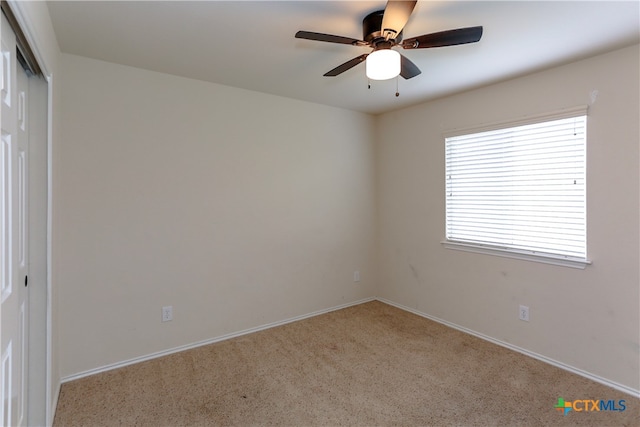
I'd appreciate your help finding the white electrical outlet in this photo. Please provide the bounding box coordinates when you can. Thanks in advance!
[353,271,361,282]
[162,306,173,322]
[519,305,529,322]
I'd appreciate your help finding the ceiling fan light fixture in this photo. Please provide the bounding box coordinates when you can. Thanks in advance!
[366,49,401,80]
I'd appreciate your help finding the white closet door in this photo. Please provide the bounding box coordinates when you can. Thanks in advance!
[1,12,29,427]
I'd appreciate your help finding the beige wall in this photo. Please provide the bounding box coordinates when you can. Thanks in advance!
[57,54,377,377]
[57,44,639,392]
[376,44,639,391]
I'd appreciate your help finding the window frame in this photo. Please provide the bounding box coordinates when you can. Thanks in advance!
[441,106,591,269]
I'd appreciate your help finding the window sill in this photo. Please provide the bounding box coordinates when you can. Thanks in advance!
[441,240,592,269]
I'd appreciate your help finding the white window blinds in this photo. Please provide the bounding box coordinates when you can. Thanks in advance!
[445,114,587,261]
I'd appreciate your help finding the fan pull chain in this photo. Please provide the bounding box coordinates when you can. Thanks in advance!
[366,77,401,96]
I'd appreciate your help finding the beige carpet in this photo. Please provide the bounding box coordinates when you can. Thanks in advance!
[53,301,638,426]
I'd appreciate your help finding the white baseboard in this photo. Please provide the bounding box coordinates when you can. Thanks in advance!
[61,297,375,383]
[376,297,640,398]
[60,295,639,399]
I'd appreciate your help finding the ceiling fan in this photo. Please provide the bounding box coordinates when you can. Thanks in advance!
[295,0,483,81]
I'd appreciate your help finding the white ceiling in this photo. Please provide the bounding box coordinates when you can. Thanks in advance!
[47,1,640,115]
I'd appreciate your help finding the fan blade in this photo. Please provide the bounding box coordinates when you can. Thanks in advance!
[295,30,365,46]
[381,0,417,39]
[324,54,368,77]
[402,26,483,49]
[400,54,421,79]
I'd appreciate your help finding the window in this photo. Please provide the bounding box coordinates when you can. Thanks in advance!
[444,108,589,268]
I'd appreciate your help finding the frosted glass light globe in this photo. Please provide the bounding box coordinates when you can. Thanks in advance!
[366,49,401,80]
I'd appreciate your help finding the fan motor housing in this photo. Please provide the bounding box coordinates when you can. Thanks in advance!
[363,10,403,44]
